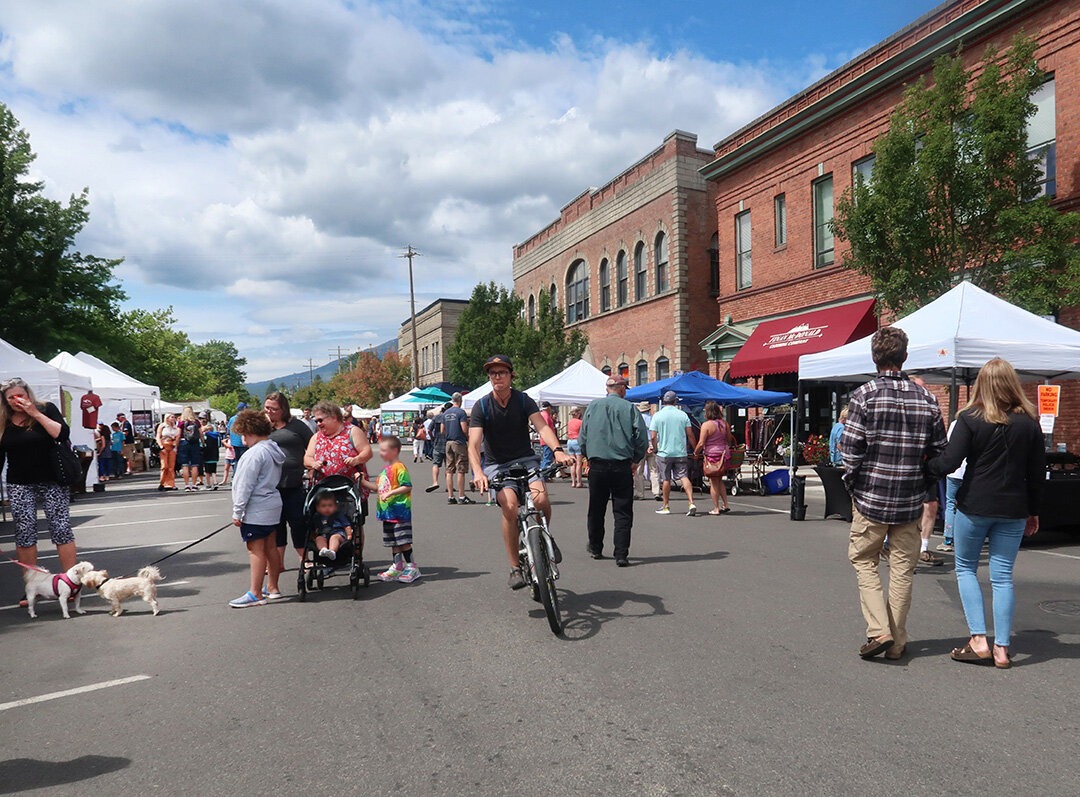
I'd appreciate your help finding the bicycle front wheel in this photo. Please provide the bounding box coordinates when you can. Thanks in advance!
[527,525,563,636]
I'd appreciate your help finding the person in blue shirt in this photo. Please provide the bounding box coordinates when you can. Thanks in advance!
[228,402,249,461]
[109,422,126,478]
[829,407,848,465]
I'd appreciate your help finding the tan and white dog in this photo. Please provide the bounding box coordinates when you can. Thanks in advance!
[82,566,163,616]
[23,561,94,619]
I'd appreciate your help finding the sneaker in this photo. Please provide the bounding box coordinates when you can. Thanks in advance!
[507,568,526,590]
[936,542,954,553]
[263,589,284,600]
[229,591,266,608]
[654,495,663,502]
[398,563,422,583]
[447,496,458,505]
[319,547,336,561]
[586,545,604,560]
[686,504,697,517]
[378,561,406,582]
[458,496,475,505]
[615,558,629,568]
[655,507,671,515]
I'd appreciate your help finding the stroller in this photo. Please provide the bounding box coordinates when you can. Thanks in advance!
[297,474,371,600]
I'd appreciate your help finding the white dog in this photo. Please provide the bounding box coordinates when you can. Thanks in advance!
[23,561,94,619]
[82,566,163,616]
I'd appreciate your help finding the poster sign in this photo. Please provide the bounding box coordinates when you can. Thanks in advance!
[1040,414,1056,435]
[1038,385,1061,417]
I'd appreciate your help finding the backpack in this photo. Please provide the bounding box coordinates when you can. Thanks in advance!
[182,421,200,444]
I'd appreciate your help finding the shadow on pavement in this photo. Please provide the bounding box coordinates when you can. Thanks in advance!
[630,550,728,566]
[0,755,130,794]
[893,629,1080,667]
[552,588,672,642]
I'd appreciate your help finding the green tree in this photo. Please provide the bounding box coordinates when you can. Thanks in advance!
[330,351,412,407]
[833,35,1080,316]
[506,288,588,387]
[209,389,253,415]
[264,381,279,398]
[191,339,248,395]
[114,307,211,400]
[292,373,333,409]
[0,102,126,358]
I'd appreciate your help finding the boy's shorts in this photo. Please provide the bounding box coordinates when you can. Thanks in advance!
[382,520,413,548]
[317,527,348,540]
[432,447,446,467]
[203,461,218,474]
[240,522,277,542]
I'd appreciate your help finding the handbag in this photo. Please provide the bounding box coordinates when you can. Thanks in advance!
[50,438,83,486]
[703,451,729,477]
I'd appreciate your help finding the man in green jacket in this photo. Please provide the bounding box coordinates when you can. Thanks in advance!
[579,375,649,567]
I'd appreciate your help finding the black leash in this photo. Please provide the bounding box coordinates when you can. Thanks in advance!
[99,522,234,586]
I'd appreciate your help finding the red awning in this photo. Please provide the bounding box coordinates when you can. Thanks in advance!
[728,299,877,378]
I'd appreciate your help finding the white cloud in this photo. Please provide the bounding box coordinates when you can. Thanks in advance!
[0,0,832,380]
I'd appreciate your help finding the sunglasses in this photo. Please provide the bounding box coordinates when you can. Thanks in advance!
[487,370,511,378]
[314,417,328,425]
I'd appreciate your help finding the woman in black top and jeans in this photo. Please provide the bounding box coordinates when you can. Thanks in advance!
[0,378,79,571]
[929,358,1044,669]
[264,391,313,567]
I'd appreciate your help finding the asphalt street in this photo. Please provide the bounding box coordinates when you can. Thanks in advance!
[2,460,1080,796]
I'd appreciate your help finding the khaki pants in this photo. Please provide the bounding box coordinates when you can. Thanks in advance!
[633,453,660,499]
[849,507,920,647]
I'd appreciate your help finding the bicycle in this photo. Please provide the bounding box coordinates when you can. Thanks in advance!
[490,463,564,636]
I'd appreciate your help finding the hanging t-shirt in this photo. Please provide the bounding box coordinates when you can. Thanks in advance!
[375,462,412,523]
[80,392,102,429]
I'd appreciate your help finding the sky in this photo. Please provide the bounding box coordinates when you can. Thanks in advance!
[0,0,941,382]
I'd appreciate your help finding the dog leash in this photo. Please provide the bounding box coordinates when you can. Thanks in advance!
[0,546,49,573]
[97,521,234,586]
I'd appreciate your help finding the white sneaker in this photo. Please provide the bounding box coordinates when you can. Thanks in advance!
[319,547,336,561]
[378,560,405,582]
[655,507,671,515]
[398,563,422,583]
[686,504,697,517]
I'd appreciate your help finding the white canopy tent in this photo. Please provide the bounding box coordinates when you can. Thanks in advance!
[71,352,160,401]
[799,281,1080,384]
[526,359,610,405]
[379,389,428,413]
[460,382,492,411]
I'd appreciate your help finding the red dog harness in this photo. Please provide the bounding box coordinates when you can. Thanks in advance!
[52,573,82,597]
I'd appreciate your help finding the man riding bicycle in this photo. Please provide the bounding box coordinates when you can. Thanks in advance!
[468,355,572,590]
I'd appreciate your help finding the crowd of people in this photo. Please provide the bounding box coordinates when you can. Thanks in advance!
[0,329,1051,661]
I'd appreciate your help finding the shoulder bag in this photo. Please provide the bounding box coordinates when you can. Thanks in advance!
[50,437,83,486]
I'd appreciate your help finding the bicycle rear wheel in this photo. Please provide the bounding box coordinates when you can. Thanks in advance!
[528,525,563,635]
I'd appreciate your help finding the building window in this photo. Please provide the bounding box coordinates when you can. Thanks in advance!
[1027,77,1056,198]
[616,251,628,307]
[618,362,629,380]
[655,356,670,381]
[566,259,589,323]
[601,365,612,376]
[599,259,610,312]
[422,346,428,374]
[432,342,439,370]
[735,211,752,290]
[774,194,786,247]
[852,155,875,188]
[635,360,648,386]
[654,232,669,293]
[634,241,647,300]
[549,282,557,313]
[527,294,535,327]
[708,233,720,297]
[813,175,834,268]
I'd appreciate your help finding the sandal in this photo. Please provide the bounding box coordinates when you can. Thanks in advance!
[993,645,1013,669]
[708,509,722,516]
[950,643,993,665]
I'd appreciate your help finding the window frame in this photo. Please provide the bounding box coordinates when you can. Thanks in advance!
[773,193,786,248]
[633,241,647,301]
[812,174,835,269]
[655,356,670,382]
[1026,76,1056,198]
[654,231,669,293]
[599,258,611,312]
[735,210,752,291]
[616,251,628,307]
[565,260,589,324]
[635,359,648,386]
[708,233,720,297]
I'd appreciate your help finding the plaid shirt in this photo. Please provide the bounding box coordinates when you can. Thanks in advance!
[841,371,947,525]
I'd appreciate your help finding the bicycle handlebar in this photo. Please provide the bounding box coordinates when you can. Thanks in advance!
[488,462,562,491]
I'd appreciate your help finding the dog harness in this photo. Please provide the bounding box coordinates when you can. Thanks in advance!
[52,573,81,597]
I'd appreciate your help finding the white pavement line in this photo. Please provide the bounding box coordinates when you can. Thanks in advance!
[1028,549,1080,561]
[0,675,152,712]
[730,501,790,515]
[78,515,218,530]
[69,497,223,515]
[0,539,197,567]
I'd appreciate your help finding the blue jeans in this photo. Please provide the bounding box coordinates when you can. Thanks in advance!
[943,477,962,544]
[539,445,554,472]
[953,511,1025,646]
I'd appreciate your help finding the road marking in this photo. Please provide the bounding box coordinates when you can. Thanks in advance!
[0,675,152,712]
[69,497,223,515]
[730,501,789,515]
[0,539,197,567]
[1028,549,1080,561]
[77,515,218,530]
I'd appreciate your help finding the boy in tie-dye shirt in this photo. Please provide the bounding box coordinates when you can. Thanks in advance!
[362,436,420,583]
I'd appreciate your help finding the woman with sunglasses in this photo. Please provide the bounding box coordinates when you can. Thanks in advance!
[0,378,79,571]
[264,391,313,566]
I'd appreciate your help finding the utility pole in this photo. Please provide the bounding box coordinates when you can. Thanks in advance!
[305,359,316,385]
[401,244,421,388]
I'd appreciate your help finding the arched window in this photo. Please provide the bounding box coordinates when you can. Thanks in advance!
[549,282,557,313]
[634,241,647,300]
[635,359,648,386]
[599,259,610,312]
[616,251,628,307]
[655,231,669,293]
[527,294,535,327]
[566,260,589,323]
[708,233,720,297]
[618,362,629,380]
[655,356,670,381]
[601,365,612,376]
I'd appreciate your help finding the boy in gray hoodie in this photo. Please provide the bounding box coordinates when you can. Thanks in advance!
[229,410,286,607]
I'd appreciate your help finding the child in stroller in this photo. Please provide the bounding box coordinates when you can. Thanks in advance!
[298,474,370,599]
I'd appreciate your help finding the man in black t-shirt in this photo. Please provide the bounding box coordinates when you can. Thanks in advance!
[468,355,571,590]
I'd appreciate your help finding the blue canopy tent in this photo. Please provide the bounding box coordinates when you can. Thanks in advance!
[624,370,792,408]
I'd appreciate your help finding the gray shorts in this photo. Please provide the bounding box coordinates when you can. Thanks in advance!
[657,456,689,483]
[483,455,543,485]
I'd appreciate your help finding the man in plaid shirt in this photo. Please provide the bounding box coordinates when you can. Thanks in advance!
[840,327,947,660]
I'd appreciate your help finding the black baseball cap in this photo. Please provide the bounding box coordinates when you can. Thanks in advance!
[483,354,514,372]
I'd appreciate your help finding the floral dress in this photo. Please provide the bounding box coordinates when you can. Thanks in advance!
[313,427,370,499]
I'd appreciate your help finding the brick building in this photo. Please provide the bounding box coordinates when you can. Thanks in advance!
[397,298,468,388]
[512,131,718,386]
[698,0,1080,446]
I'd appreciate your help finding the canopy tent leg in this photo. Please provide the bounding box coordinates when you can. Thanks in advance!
[948,367,958,420]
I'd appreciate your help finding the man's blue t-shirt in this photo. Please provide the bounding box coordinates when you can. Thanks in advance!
[228,414,243,447]
[110,431,124,452]
[650,406,691,459]
[441,406,468,443]
[829,421,845,465]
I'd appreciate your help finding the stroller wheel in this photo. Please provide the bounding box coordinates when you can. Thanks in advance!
[350,578,360,599]
[316,569,325,590]
[297,571,307,602]
[729,481,739,496]
[362,565,371,588]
